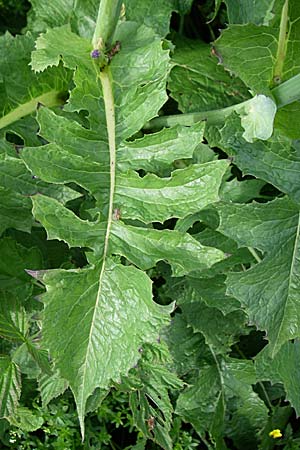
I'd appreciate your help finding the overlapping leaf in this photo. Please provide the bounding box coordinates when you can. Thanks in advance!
[168,37,250,114]
[216,197,300,355]
[176,354,268,447]
[215,0,300,92]
[217,114,300,204]
[21,19,228,432]
[255,340,300,415]
[0,357,21,419]
[224,0,282,25]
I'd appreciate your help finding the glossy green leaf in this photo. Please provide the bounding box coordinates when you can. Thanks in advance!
[40,262,173,432]
[166,314,208,377]
[117,122,205,173]
[125,0,175,36]
[0,357,21,418]
[22,15,230,434]
[220,178,265,203]
[0,188,33,234]
[274,102,300,139]
[27,0,99,39]
[217,197,300,355]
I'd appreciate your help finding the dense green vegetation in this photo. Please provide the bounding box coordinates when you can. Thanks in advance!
[1,0,300,449]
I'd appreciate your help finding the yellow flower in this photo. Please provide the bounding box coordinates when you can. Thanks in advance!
[269,429,282,439]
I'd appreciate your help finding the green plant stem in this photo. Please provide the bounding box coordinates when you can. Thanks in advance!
[144,73,300,131]
[0,90,65,130]
[248,247,262,263]
[92,0,123,50]
[272,72,300,107]
[272,0,289,84]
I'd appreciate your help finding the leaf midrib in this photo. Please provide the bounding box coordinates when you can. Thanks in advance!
[78,66,116,427]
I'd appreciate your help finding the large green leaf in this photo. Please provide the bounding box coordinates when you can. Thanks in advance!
[0,32,70,138]
[0,357,21,418]
[255,341,300,415]
[215,0,300,92]
[22,19,229,434]
[178,283,247,353]
[217,114,300,204]
[27,0,99,39]
[176,354,268,447]
[168,37,250,114]
[0,188,33,234]
[216,197,300,355]
[224,0,282,25]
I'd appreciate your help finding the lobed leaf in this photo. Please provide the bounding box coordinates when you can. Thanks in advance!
[217,197,300,355]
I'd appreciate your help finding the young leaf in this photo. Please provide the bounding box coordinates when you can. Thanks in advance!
[129,344,183,450]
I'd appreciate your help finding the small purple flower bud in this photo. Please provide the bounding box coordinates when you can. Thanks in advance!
[91,49,100,59]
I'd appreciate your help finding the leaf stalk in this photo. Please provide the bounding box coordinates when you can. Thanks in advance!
[144,73,300,131]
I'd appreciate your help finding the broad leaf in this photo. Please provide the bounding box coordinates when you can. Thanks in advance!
[217,114,300,204]
[224,0,281,25]
[168,37,250,114]
[178,283,247,353]
[216,197,300,355]
[0,32,70,139]
[255,341,300,415]
[0,188,33,234]
[215,0,300,91]
[22,20,229,434]
[8,406,43,432]
[176,355,268,447]
[27,0,99,39]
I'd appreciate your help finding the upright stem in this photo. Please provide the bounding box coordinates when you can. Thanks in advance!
[92,0,123,50]
[272,0,289,85]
